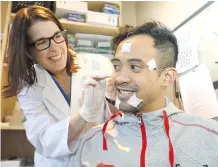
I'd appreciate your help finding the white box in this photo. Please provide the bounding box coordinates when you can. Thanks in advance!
[55,1,88,18]
[86,11,118,27]
[1,160,20,167]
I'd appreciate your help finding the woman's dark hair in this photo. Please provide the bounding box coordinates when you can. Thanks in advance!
[2,5,79,98]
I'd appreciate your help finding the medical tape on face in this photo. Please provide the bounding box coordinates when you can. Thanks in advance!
[147,59,157,71]
[115,97,121,109]
[121,41,131,53]
[126,94,143,108]
[115,94,143,109]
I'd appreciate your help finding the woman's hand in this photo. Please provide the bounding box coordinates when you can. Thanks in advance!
[79,72,108,122]
[77,54,114,122]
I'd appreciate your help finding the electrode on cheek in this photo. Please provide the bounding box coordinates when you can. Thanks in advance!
[147,59,157,71]
[115,94,143,110]
[126,94,143,108]
[115,97,121,109]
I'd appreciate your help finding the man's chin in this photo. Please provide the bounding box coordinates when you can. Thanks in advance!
[119,103,141,114]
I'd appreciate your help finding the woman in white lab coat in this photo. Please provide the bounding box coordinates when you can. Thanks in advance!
[2,5,112,167]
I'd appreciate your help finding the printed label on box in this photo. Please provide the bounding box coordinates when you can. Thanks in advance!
[77,40,92,46]
[98,42,111,47]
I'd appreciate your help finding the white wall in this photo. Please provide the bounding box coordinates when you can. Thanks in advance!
[135,0,207,29]
[134,0,209,105]
[121,1,136,27]
[198,2,218,98]
[120,1,218,105]
[199,2,218,82]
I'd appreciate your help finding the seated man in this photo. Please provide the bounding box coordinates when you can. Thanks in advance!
[69,21,218,167]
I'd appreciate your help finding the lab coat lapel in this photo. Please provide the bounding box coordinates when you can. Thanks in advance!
[42,70,70,116]
[70,72,83,114]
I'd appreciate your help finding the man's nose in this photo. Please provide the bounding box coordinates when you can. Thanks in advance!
[115,72,131,84]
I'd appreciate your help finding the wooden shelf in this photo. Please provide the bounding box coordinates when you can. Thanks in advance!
[61,19,118,36]
[87,1,121,6]
[1,124,25,130]
[10,13,118,36]
[87,1,120,12]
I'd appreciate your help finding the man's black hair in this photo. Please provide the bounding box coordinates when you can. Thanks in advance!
[113,21,179,69]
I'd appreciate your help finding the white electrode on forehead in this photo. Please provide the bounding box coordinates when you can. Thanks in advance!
[147,59,157,71]
[121,41,131,53]
[126,94,143,108]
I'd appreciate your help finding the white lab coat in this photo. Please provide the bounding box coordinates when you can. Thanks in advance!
[17,55,111,167]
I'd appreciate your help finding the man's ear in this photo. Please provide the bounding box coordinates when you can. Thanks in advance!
[161,68,177,86]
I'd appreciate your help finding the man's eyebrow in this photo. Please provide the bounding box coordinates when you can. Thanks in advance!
[34,30,60,42]
[127,59,144,63]
[111,58,145,64]
[111,58,120,63]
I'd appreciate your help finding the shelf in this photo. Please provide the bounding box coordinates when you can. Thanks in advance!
[61,19,118,36]
[10,13,118,36]
[87,1,121,6]
[1,124,25,130]
[87,1,121,12]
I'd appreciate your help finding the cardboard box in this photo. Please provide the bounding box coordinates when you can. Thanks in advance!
[86,11,118,27]
[56,1,88,18]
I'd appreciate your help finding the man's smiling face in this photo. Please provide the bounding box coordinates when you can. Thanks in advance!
[111,35,164,113]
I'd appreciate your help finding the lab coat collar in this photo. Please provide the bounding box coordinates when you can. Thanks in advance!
[34,64,71,116]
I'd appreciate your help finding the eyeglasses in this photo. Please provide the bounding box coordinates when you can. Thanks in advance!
[29,30,67,51]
